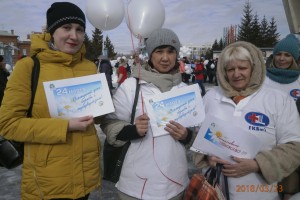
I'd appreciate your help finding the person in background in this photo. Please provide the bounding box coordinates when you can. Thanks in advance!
[264,33,300,200]
[0,55,10,106]
[114,56,121,69]
[99,55,114,91]
[203,59,209,83]
[265,34,300,101]
[193,58,206,96]
[180,57,191,83]
[94,57,100,70]
[206,58,216,84]
[193,41,300,200]
[190,60,196,83]
[122,56,132,77]
[117,58,127,87]
[131,54,148,76]
[179,57,185,80]
[131,53,141,72]
[101,28,197,200]
[214,57,219,86]
[0,2,101,199]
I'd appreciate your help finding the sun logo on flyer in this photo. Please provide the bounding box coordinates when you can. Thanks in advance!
[204,124,243,154]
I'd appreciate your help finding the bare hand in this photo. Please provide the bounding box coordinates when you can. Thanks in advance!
[222,156,260,178]
[135,114,149,136]
[68,115,94,132]
[165,120,187,140]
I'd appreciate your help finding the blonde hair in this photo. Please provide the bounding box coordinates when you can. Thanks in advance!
[221,46,254,70]
[217,41,266,97]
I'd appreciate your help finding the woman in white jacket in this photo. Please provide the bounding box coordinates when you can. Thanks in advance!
[101,28,196,200]
[265,34,300,102]
[193,41,300,200]
[264,34,300,199]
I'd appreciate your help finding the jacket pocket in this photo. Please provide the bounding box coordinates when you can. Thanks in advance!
[34,144,51,167]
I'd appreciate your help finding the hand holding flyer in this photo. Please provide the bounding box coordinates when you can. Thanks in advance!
[43,73,115,119]
[145,84,205,137]
[191,115,263,163]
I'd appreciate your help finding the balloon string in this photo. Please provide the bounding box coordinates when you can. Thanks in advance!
[102,15,109,55]
[126,1,144,114]
[104,15,108,29]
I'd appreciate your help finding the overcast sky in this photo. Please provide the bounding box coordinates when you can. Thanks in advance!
[0,0,290,54]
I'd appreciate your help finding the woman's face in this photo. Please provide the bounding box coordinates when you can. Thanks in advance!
[225,59,252,91]
[52,23,85,55]
[150,46,177,73]
[274,51,294,69]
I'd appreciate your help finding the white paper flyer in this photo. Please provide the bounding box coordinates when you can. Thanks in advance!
[145,84,205,137]
[43,73,115,119]
[190,115,263,162]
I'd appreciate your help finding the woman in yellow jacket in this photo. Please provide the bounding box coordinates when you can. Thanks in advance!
[0,2,101,199]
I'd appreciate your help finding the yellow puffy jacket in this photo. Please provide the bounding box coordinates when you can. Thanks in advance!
[0,33,101,199]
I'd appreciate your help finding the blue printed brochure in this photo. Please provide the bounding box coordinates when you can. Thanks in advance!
[43,73,115,119]
[144,84,205,137]
[190,115,263,163]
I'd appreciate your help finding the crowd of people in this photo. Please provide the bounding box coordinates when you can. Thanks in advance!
[0,1,299,200]
[95,54,219,98]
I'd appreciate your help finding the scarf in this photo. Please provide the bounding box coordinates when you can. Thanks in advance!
[267,68,300,84]
[232,95,246,104]
[131,63,182,93]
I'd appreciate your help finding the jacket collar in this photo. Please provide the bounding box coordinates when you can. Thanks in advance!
[30,33,85,65]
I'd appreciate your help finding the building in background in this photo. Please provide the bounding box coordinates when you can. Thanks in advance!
[0,29,31,69]
[223,25,238,46]
[183,43,212,60]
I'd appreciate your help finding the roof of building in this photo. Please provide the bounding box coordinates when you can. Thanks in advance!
[0,30,17,37]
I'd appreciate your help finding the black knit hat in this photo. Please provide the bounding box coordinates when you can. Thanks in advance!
[47,2,86,35]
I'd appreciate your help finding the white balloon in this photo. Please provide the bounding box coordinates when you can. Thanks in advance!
[125,0,165,38]
[180,46,192,57]
[86,0,125,30]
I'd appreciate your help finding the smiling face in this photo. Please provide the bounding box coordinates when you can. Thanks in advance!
[225,60,252,91]
[274,51,294,69]
[52,23,85,55]
[150,46,177,73]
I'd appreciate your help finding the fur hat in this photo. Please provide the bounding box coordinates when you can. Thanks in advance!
[273,34,300,61]
[146,28,181,56]
[47,2,86,35]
